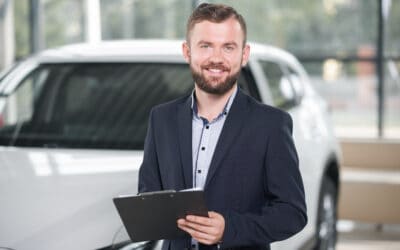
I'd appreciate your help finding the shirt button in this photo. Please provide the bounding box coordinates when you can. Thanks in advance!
[201,147,205,151]
[206,125,210,129]
[197,170,202,173]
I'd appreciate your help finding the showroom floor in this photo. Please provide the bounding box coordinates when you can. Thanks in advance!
[336,221,400,250]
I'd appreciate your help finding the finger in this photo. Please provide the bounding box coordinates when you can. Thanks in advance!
[208,211,225,228]
[196,237,215,246]
[193,230,221,246]
[178,218,216,234]
[177,219,202,233]
[178,223,218,244]
[178,220,220,241]
[181,220,217,235]
[186,215,213,226]
[177,223,214,240]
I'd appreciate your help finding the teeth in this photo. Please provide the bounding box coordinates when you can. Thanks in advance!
[209,69,222,73]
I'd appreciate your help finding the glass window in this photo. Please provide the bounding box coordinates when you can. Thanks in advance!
[207,0,378,57]
[13,0,85,53]
[259,60,296,110]
[383,0,400,139]
[42,0,85,48]
[0,63,195,149]
[0,63,255,149]
[384,60,400,138]
[304,60,378,138]
[100,0,192,40]
[385,0,400,57]
[13,0,30,59]
[287,66,304,101]
[241,66,261,102]
[0,71,35,128]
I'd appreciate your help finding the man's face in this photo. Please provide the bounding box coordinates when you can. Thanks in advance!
[183,18,250,95]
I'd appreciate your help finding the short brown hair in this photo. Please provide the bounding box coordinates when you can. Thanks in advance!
[186,3,247,46]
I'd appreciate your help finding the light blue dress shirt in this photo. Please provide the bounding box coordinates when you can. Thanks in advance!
[190,87,237,249]
[191,87,237,189]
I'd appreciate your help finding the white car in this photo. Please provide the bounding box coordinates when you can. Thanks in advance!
[0,40,341,250]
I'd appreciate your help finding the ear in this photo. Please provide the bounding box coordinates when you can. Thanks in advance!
[182,42,191,63]
[241,44,250,67]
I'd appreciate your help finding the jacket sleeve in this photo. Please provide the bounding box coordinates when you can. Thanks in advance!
[138,109,163,193]
[220,113,307,248]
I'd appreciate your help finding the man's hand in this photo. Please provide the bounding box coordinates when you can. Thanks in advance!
[177,211,225,245]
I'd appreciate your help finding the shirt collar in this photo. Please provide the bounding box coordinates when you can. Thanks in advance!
[191,85,238,120]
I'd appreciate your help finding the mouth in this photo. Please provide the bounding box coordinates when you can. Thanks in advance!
[203,64,229,77]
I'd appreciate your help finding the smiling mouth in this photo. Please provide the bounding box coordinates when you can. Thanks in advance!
[203,64,229,75]
[208,68,224,73]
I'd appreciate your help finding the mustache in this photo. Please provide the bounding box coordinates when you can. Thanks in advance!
[201,63,230,71]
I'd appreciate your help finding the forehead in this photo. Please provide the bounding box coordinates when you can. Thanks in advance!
[189,18,244,44]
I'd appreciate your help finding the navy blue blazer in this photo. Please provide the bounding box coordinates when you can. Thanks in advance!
[138,89,307,250]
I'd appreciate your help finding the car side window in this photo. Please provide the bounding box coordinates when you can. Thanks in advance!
[0,68,49,136]
[0,77,34,128]
[239,66,261,102]
[287,66,304,101]
[259,60,297,110]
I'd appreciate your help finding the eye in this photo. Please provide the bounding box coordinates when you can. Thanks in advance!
[200,44,210,49]
[224,45,235,52]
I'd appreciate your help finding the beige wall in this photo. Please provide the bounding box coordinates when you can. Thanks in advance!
[338,139,400,223]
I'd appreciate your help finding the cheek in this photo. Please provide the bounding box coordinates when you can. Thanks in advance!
[190,49,209,61]
[229,57,243,69]
[193,58,210,70]
[226,52,243,64]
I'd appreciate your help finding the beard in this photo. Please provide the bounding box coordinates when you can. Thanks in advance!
[190,62,240,95]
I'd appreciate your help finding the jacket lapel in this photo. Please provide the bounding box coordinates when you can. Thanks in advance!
[205,89,250,188]
[177,96,193,189]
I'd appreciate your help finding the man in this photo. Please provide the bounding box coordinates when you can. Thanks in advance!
[138,3,307,250]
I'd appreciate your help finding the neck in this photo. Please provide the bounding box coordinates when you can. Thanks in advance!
[195,85,237,122]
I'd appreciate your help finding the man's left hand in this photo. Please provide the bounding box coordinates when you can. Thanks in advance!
[177,211,225,245]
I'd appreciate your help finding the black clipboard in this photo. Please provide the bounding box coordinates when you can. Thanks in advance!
[113,189,208,242]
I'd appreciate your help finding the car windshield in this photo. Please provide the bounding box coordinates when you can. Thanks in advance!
[0,62,255,150]
[0,63,195,149]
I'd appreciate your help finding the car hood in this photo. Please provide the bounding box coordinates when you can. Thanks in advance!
[0,147,142,250]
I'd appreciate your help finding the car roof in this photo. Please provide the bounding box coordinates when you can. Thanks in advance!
[32,39,297,64]
[1,40,305,95]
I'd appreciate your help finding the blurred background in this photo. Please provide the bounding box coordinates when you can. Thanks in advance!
[0,0,399,249]
[1,0,399,139]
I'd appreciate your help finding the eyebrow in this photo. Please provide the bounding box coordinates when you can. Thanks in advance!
[197,40,211,45]
[224,42,238,47]
[196,40,239,47]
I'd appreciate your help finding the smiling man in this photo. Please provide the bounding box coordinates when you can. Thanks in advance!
[138,3,307,250]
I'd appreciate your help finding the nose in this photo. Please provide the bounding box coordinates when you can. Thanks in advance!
[209,48,224,63]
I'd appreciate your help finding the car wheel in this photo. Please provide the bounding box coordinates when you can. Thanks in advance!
[315,177,337,250]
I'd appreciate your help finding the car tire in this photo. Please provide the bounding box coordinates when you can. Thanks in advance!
[315,177,338,250]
